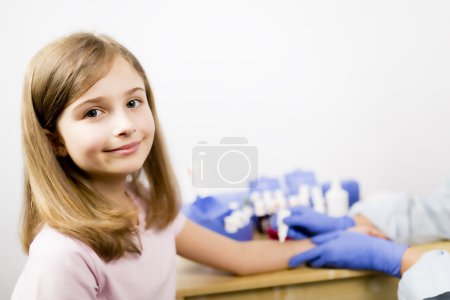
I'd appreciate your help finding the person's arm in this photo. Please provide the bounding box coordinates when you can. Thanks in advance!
[398,250,450,299]
[350,179,450,243]
[400,247,425,275]
[175,219,314,275]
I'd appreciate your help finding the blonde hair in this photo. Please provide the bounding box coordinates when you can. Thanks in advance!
[21,32,180,261]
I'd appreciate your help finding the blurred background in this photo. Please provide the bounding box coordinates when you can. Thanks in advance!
[1,0,450,297]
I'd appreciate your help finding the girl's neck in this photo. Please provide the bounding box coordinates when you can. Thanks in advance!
[89,174,131,206]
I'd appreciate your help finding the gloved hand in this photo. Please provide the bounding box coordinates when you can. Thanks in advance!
[271,206,355,239]
[289,231,408,277]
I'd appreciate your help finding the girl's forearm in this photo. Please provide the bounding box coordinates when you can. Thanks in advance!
[236,239,315,275]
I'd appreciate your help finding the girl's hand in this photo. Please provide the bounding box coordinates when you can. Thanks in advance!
[347,225,388,239]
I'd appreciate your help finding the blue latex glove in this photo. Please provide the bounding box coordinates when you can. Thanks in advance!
[270,214,308,240]
[289,231,408,277]
[271,206,355,239]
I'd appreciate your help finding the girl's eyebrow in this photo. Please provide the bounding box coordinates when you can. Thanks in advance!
[72,87,145,112]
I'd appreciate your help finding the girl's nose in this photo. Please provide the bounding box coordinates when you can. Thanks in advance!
[116,127,136,137]
[113,112,136,137]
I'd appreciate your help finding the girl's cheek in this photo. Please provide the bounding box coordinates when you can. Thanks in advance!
[141,110,155,136]
[71,126,108,153]
[86,138,106,153]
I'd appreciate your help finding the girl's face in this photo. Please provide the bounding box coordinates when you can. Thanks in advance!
[55,57,155,180]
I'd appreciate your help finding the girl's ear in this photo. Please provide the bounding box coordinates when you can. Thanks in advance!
[44,129,68,157]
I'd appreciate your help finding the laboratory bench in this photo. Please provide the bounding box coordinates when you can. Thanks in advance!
[176,241,450,300]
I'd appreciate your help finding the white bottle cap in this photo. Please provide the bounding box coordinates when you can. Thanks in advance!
[254,199,266,217]
[249,191,262,203]
[242,205,254,218]
[224,216,238,233]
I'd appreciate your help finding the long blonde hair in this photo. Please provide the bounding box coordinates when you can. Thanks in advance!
[21,32,180,261]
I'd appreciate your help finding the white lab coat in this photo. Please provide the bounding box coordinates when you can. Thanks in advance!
[350,179,450,299]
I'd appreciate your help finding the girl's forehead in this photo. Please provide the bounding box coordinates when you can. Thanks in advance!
[67,57,145,108]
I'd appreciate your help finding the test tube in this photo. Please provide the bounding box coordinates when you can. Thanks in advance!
[277,208,291,243]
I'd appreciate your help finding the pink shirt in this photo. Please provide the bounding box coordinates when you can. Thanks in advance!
[12,189,186,300]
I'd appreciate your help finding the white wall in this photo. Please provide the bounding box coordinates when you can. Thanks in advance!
[2,0,450,297]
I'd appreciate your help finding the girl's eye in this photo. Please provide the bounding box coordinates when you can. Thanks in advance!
[84,109,102,118]
[127,99,142,108]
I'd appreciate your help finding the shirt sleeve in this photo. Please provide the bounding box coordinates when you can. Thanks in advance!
[350,178,450,243]
[11,228,100,300]
[398,250,450,300]
[172,212,187,236]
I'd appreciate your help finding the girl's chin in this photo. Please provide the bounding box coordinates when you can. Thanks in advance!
[87,167,144,179]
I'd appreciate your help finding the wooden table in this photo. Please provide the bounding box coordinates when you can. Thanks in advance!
[177,241,450,300]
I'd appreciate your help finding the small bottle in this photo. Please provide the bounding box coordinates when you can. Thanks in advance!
[253,198,266,217]
[263,190,276,214]
[311,186,326,214]
[298,185,310,206]
[288,194,299,207]
[251,192,270,234]
[325,179,349,217]
[274,189,287,210]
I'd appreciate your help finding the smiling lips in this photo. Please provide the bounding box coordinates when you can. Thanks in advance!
[106,141,141,155]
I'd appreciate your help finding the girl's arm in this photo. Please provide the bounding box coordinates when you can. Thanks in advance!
[175,219,314,275]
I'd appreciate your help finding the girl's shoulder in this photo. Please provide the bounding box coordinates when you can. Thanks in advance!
[32,225,89,252]
[13,225,104,299]
[29,224,103,273]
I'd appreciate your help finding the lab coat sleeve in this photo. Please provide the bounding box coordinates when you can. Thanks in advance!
[398,250,450,300]
[349,178,450,244]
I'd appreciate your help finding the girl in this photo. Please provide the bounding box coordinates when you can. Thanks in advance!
[12,32,315,299]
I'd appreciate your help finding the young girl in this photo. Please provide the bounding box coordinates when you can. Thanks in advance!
[12,32,316,299]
